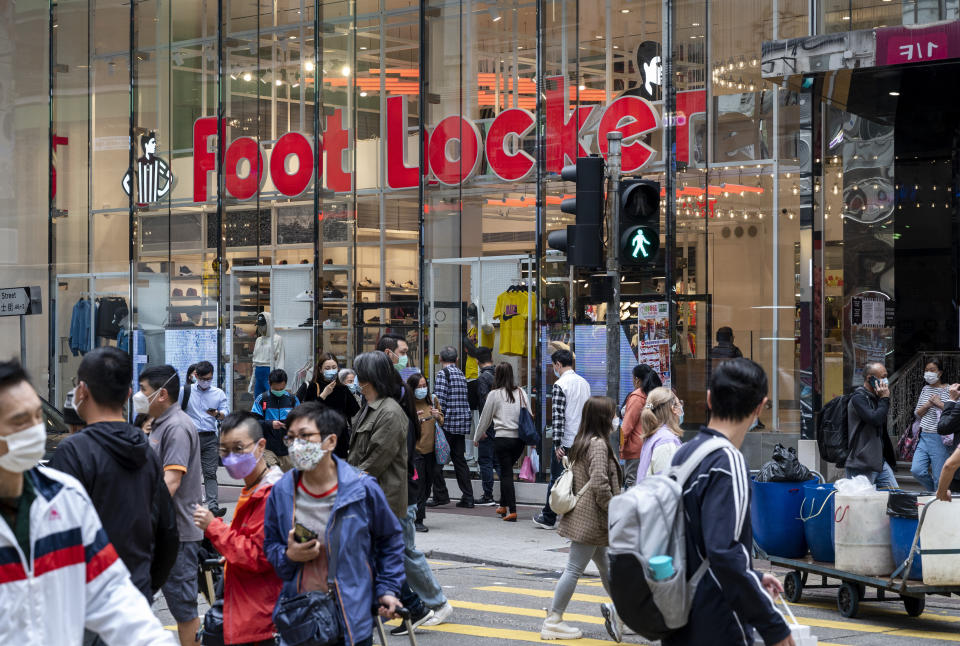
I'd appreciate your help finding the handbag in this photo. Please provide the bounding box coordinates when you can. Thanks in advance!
[517,390,539,446]
[273,477,344,646]
[435,423,451,465]
[549,456,590,515]
[198,598,225,646]
[519,455,536,482]
[897,417,921,461]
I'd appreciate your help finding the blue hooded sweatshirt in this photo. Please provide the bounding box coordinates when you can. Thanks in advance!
[263,455,405,645]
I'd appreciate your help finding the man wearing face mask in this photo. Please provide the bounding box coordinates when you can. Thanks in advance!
[264,402,405,646]
[181,360,230,517]
[139,364,205,646]
[845,361,899,489]
[49,348,179,605]
[192,413,283,645]
[0,360,176,645]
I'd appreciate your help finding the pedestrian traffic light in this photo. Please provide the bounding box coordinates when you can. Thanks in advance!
[546,156,605,268]
[619,179,660,265]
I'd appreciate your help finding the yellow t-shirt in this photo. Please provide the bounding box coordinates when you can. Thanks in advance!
[494,290,529,356]
[465,325,479,380]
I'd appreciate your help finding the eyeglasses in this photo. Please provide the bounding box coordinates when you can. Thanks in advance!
[283,432,323,447]
[218,442,254,458]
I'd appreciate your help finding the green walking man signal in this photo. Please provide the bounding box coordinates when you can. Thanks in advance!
[618,178,660,266]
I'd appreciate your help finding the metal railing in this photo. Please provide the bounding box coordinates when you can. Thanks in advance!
[887,352,960,436]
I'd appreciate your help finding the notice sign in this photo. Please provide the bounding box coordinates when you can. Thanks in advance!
[0,286,41,317]
[634,301,671,388]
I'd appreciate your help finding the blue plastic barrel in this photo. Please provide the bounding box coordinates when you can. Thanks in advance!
[800,482,835,563]
[751,477,817,559]
[889,514,923,580]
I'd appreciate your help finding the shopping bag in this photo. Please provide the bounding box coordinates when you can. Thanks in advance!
[898,417,921,461]
[529,449,540,474]
[519,456,536,482]
[435,424,451,465]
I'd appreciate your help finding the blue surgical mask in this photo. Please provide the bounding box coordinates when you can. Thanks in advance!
[749,417,759,431]
[553,368,560,378]
[414,387,428,400]
[270,389,286,398]
[323,369,338,381]
[347,382,360,394]
[396,355,409,370]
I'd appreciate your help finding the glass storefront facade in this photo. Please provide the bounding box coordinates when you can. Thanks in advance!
[2,0,958,467]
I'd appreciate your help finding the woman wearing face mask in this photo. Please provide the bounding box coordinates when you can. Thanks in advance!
[297,354,361,426]
[618,364,663,488]
[911,359,953,491]
[635,387,685,482]
[407,373,442,532]
[339,368,362,405]
[192,412,283,646]
[264,402,405,646]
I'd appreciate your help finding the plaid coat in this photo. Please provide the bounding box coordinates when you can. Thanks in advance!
[558,437,624,546]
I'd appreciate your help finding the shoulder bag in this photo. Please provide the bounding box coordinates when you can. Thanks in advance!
[273,476,344,646]
[516,389,539,446]
[549,456,589,515]
[434,422,451,465]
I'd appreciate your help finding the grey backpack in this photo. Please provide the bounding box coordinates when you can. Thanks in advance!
[607,437,728,641]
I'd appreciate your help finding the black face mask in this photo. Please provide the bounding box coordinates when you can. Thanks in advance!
[257,313,266,327]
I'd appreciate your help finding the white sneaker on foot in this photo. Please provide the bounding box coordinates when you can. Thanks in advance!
[541,612,582,640]
[601,602,623,642]
[422,601,453,626]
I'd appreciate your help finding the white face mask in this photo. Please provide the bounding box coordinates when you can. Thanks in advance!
[924,371,939,385]
[0,423,47,473]
[132,390,152,416]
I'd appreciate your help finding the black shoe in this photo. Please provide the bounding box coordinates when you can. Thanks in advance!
[415,522,429,533]
[532,512,556,530]
[476,495,497,506]
[211,507,227,518]
[391,607,434,635]
[456,499,475,509]
[426,499,450,507]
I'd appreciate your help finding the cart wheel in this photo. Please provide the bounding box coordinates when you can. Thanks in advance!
[838,582,861,618]
[903,595,925,617]
[784,571,804,603]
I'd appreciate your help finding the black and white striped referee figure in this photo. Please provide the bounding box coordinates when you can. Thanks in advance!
[122,131,172,206]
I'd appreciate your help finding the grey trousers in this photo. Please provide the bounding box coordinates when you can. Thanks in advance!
[550,541,611,615]
[198,431,220,509]
[623,458,642,489]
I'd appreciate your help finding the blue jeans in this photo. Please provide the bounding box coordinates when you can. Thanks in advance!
[846,462,899,489]
[477,438,499,498]
[540,449,566,525]
[401,504,447,608]
[911,431,953,492]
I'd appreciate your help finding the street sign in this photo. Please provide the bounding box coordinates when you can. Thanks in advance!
[0,286,42,317]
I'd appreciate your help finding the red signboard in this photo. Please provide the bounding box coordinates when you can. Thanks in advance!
[876,21,960,66]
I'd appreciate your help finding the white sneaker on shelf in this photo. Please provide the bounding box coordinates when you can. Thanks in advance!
[322,318,341,329]
[421,601,453,626]
[541,612,582,640]
[293,290,314,302]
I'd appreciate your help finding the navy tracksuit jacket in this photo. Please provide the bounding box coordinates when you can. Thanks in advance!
[664,428,791,646]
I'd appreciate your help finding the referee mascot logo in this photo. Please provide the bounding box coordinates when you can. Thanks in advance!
[122,131,173,206]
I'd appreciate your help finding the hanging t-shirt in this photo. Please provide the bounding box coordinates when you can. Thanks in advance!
[494,290,529,357]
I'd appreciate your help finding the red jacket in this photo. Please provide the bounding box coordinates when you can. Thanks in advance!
[205,466,284,644]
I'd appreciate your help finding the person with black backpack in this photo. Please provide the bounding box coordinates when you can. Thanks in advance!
[473,346,499,506]
[663,359,793,646]
[845,361,898,488]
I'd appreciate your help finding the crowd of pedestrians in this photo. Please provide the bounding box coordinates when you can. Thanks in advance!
[12,320,960,646]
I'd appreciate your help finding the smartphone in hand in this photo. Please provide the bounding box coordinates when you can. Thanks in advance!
[294,522,318,544]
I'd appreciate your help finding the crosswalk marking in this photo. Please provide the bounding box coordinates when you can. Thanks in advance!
[475,585,610,603]
[792,599,960,624]
[451,600,605,625]
[384,620,618,645]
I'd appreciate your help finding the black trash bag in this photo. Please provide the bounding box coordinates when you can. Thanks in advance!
[887,490,934,519]
[756,444,812,482]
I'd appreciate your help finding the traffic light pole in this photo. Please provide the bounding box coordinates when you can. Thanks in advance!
[606,132,623,408]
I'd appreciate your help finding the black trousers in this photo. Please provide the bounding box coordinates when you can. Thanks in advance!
[431,433,473,503]
[415,452,437,523]
[494,437,525,513]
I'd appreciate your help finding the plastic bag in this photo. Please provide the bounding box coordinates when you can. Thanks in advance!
[529,449,540,474]
[834,475,878,495]
[887,490,928,519]
[518,456,536,482]
[755,444,812,482]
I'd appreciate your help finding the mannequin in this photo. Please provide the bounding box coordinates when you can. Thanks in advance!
[248,311,284,397]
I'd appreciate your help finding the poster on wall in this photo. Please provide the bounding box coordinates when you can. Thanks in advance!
[633,302,671,389]
[164,328,232,402]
